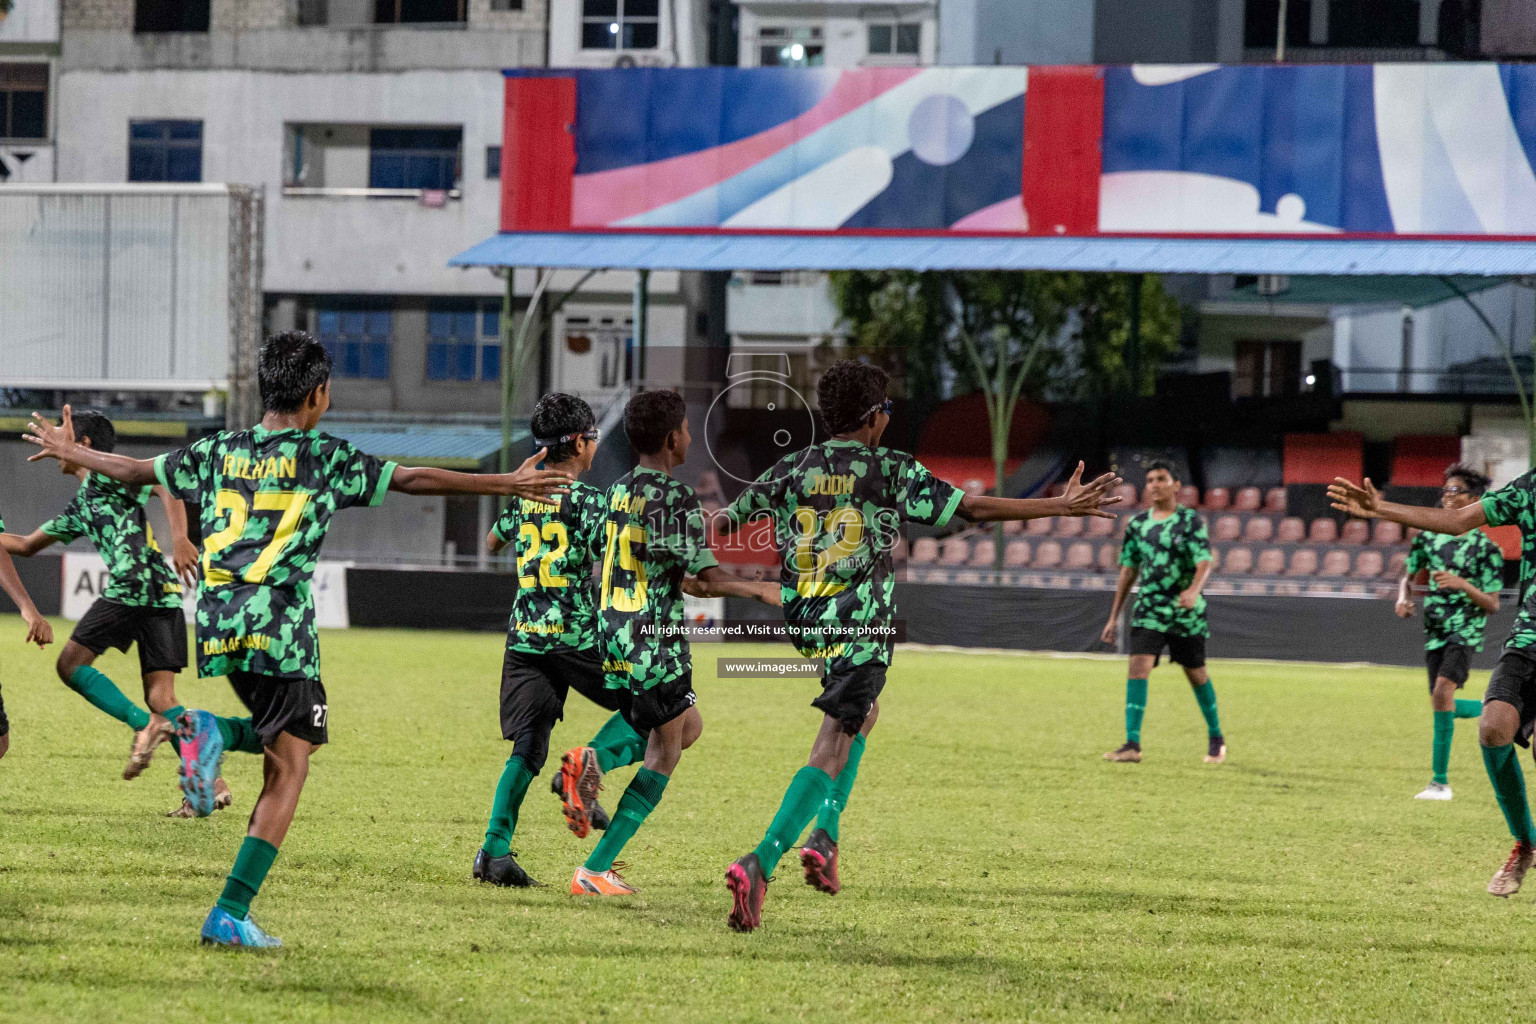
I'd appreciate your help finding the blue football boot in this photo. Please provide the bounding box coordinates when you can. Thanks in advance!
[200,906,283,949]
[176,710,225,817]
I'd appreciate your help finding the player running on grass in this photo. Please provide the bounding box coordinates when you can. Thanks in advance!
[26,330,572,950]
[4,409,257,815]
[1330,471,1536,898]
[1101,461,1224,765]
[566,388,779,897]
[471,391,652,888]
[1395,464,1503,802]
[0,504,55,762]
[711,359,1123,932]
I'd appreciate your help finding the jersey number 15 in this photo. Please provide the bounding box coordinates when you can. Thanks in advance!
[599,521,648,612]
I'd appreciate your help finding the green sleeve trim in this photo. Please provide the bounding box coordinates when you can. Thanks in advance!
[152,453,171,490]
[931,487,965,530]
[690,548,720,576]
[1481,493,1507,527]
[39,520,72,542]
[369,462,398,508]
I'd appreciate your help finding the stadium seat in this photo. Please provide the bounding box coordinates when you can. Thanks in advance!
[1025,517,1053,537]
[1096,542,1118,571]
[1233,487,1262,511]
[1287,549,1319,576]
[909,537,939,564]
[1263,487,1287,513]
[1178,485,1200,507]
[1319,549,1351,577]
[1276,517,1305,543]
[1003,540,1032,567]
[1065,542,1095,570]
[1406,527,1421,541]
[1112,483,1139,508]
[1001,519,1024,535]
[1340,519,1369,545]
[1225,547,1255,575]
[1055,517,1084,538]
[1240,579,1269,594]
[939,537,970,566]
[1243,517,1274,544]
[1203,487,1231,511]
[1086,515,1115,538]
[1305,581,1338,594]
[1033,540,1063,569]
[1308,518,1338,544]
[1212,515,1241,541]
[1386,550,1409,577]
[1256,548,1286,575]
[1352,550,1385,577]
[969,540,996,567]
[1274,581,1303,596]
[1372,520,1403,546]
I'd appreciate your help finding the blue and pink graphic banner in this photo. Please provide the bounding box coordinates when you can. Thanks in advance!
[500,63,1536,239]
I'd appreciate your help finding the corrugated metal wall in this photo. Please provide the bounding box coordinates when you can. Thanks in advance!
[0,186,234,389]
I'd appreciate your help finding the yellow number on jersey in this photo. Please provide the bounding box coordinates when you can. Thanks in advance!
[517,521,571,589]
[599,521,648,612]
[200,489,311,586]
[789,505,865,597]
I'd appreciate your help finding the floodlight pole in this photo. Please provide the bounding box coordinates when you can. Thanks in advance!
[634,268,650,389]
[1275,0,1288,62]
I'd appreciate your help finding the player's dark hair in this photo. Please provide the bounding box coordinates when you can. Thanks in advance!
[258,330,332,413]
[624,389,687,456]
[817,359,889,434]
[71,409,116,454]
[531,392,596,464]
[1144,459,1179,482]
[1445,463,1491,495]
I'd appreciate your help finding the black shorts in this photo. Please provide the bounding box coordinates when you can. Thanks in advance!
[0,683,8,737]
[72,599,187,674]
[1426,643,1473,690]
[813,660,887,735]
[229,671,328,748]
[1128,626,1207,669]
[627,672,697,733]
[500,646,636,772]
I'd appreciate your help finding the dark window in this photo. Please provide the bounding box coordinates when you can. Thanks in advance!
[428,302,501,383]
[868,22,920,56]
[1234,340,1302,399]
[317,307,392,381]
[128,120,203,183]
[368,127,462,190]
[490,0,523,8]
[582,0,659,49]
[1243,0,1312,48]
[134,0,211,32]
[485,145,501,180]
[0,64,47,141]
[1329,0,1419,46]
[373,0,465,23]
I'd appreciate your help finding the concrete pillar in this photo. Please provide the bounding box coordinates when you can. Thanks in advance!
[1309,0,1329,44]
[1420,0,1443,45]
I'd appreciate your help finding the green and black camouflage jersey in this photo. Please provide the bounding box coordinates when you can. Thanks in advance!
[155,425,396,680]
[41,473,183,609]
[723,439,964,670]
[1404,528,1504,651]
[597,467,717,692]
[491,479,606,654]
[1119,505,1212,638]
[1482,472,1536,650]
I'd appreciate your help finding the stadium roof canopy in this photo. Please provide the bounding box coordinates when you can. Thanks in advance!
[451,233,1536,276]
[326,421,528,469]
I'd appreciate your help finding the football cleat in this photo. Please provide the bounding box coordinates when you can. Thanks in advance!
[1488,842,1534,897]
[473,848,541,888]
[559,747,604,839]
[726,853,769,932]
[175,710,226,818]
[199,906,282,950]
[1104,742,1142,763]
[1204,736,1227,764]
[124,716,175,780]
[571,864,638,896]
[169,778,233,819]
[800,828,840,895]
[1414,782,1453,801]
[551,766,609,830]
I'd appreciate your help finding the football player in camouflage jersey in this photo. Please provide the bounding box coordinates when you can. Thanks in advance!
[1101,462,1223,766]
[3,409,257,812]
[1396,465,1504,802]
[0,506,55,761]
[714,360,1123,932]
[1331,469,1536,898]
[26,330,572,950]
[569,389,779,898]
[471,392,650,889]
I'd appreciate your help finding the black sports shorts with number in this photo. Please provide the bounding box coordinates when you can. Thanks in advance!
[229,671,328,748]
[1426,643,1473,691]
[814,660,886,735]
[501,646,638,773]
[72,599,188,675]
[627,672,697,733]
[1128,626,1207,669]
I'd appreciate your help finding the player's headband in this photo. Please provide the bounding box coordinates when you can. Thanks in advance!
[829,397,892,433]
[533,428,601,449]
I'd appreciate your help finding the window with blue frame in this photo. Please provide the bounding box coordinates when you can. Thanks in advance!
[128,120,203,182]
[368,127,462,190]
[317,307,392,380]
[427,302,501,382]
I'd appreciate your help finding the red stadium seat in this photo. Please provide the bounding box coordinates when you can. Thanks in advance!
[1340,519,1369,545]
[1055,516,1084,538]
[1233,487,1263,512]
[1003,540,1032,567]
[1178,485,1200,507]
[1243,517,1274,544]
[1386,550,1409,577]
[1065,541,1095,570]
[1025,516,1053,537]
[1225,547,1255,574]
[1319,549,1351,577]
[939,537,970,566]
[910,537,939,564]
[1287,548,1319,576]
[1372,520,1403,546]
[1085,515,1115,538]
[1308,518,1338,544]
[1033,540,1064,569]
[1352,550,1385,577]
[969,540,996,567]
[1096,542,1119,571]
[1203,487,1231,511]
[1256,548,1286,575]
[1276,517,1306,543]
[1212,515,1242,542]
[1263,487,1287,513]
[1001,519,1024,535]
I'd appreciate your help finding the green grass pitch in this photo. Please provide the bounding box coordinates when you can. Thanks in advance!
[1,616,1532,1022]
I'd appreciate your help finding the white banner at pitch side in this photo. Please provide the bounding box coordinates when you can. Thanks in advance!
[60,552,351,629]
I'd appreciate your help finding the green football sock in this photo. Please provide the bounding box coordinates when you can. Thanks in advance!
[816,733,866,843]
[483,755,535,859]
[1482,743,1536,845]
[1431,710,1455,785]
[590,712,647,773]
[214,716,266,755]
[753,766,834,876]
[1191,680,1222,738]
[584,768,669,873]
[1124,678,1148,745]
[67,666,149,731]
[215,836,279,920]
[1456,699,1482,719]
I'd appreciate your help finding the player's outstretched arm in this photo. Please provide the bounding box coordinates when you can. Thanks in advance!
[0,530,57,558]
[1328,477,1487,535]
[684,566,782,606]
[153,485,200,586]
[957,462,1122,522]
[0,547,52,648]
[24,407,158,486]
[389,450,571,502]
